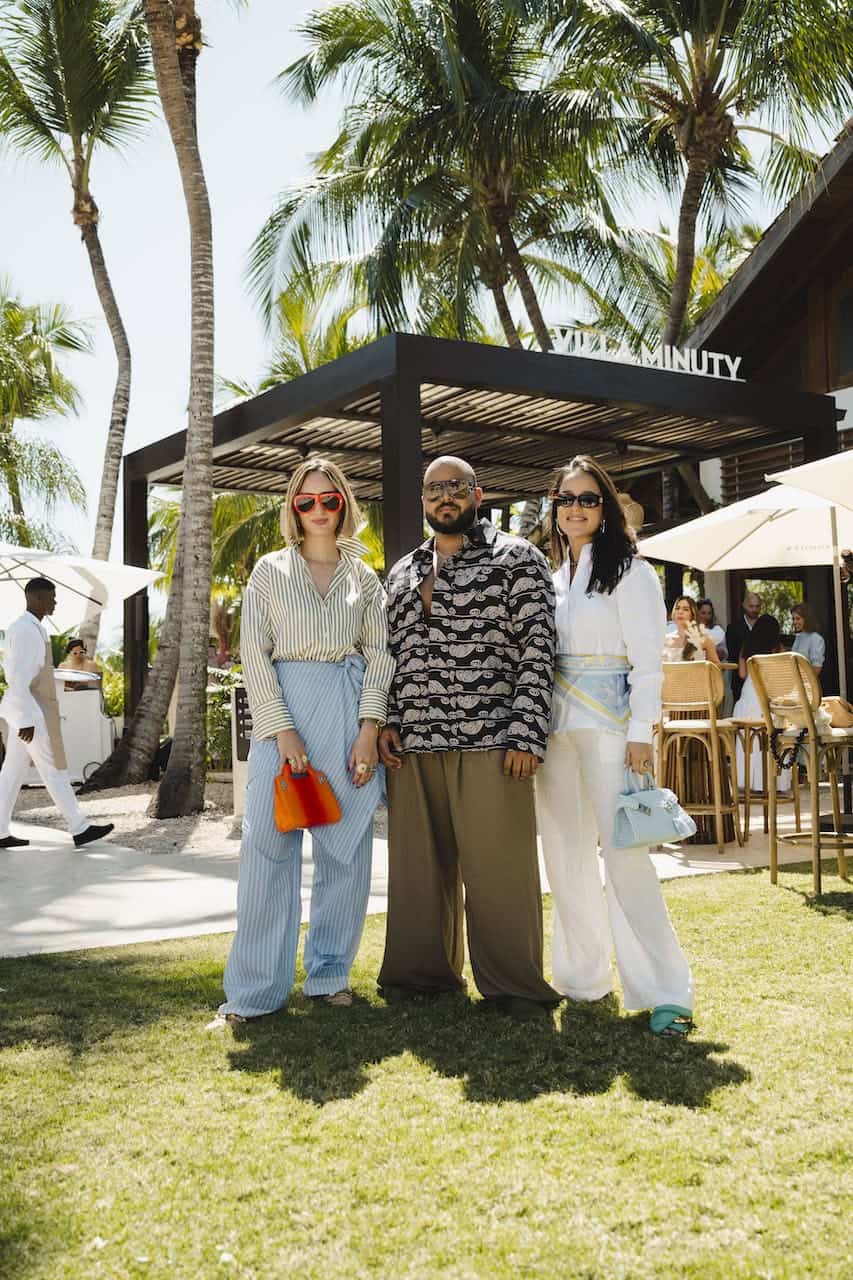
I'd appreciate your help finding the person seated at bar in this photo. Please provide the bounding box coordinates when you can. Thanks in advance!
[58,638,101,691]
[791,603,825,678]
[697,599,728,661]
[732,614,791,792]
[663,597,721,665]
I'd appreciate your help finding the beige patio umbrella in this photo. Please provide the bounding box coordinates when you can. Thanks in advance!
[766,448,853,511]
[638,485,853,704]
[766,450,853,714]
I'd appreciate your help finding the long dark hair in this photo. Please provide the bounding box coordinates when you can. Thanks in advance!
[742,614,780,659]
[548,455,636,594]
[671,596,701,659]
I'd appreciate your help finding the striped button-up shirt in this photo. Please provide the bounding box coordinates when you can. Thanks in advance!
[241,539,394,739]
[385,519,556,757]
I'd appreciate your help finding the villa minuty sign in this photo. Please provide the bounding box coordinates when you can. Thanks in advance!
[553,327,744,381]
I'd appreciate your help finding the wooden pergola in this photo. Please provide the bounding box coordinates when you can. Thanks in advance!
[122,332,840,710]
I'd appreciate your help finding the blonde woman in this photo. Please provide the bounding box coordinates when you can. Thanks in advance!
[534,456,693,1037]
[218,458,394,1021]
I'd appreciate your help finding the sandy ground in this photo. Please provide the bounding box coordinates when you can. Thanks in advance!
[13,782,388,856]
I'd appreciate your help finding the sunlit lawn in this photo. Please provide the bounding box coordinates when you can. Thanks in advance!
[1,863,851,1279]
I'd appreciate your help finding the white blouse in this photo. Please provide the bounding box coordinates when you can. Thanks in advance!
[0,611,51,731]
[241,538,394,739]
[554,546,666,742]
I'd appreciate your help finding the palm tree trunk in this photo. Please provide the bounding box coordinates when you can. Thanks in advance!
[144,0,214,819]
[492,214,552,352]
[663,155,709,347]
[0,422,29,544]
[79,534,185,791]
[490,284,522,349]
[75,207,132,656]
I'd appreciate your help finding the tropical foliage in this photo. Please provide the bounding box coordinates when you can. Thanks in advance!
[250,0,645,352]
[0,0,154,633]
[0,281,89,546]
[530,0,853,343]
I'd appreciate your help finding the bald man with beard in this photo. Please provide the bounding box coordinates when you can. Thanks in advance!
[377,457,559,1022]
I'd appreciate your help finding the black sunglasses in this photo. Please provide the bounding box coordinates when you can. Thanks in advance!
[550,491,604,509]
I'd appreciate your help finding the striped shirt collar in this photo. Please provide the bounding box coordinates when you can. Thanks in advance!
[281,536,369,562]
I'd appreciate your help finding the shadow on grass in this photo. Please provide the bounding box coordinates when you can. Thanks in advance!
[225,991,747,1110]
[0,952,747,1113]
[775,858,853,919]
[0,947,223,1055]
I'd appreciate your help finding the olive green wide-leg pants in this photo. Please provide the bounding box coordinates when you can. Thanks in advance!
[378,749,558,1005]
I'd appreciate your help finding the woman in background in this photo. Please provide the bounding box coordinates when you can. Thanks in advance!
[663,596,721,665]
[697,599,728,661]
[791,603,825,679]
[662,597,731,844]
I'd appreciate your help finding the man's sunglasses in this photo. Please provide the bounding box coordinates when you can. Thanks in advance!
[550,491,604,509]
[293,491,345,515]
[423,479,476,500]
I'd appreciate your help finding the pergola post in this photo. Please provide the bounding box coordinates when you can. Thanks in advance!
[122,465,150,718]
[380,368,423,570]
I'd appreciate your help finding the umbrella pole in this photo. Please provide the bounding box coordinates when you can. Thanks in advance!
[830,509,851,811]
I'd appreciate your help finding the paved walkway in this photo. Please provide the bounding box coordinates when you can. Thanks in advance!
[0,810,820,958]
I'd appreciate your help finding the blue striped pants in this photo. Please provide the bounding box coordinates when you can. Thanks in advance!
[219,817,373,1016]
[219,657,380,1017]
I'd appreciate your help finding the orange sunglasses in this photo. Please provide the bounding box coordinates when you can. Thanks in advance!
[293,491,345,515]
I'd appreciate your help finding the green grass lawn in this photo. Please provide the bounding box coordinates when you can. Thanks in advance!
[1,864,851,1280]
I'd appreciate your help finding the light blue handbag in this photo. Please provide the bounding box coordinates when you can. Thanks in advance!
[613,768,697,849]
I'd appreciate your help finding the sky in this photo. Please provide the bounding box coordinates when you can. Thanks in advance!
[0,0,345,645]
[0,1,839,648]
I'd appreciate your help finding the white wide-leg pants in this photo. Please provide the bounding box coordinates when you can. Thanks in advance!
[536,729,693,1011]
[0,725,88,838]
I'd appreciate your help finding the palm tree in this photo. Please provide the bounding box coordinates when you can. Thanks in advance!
[545,0,853,345]
[0,283,89,545]
[0,0,154,643]
[222,267,373,398]
[143,0,214,818]
[83,0,210,803]
[578,221,763,354]
[251,0,626,353]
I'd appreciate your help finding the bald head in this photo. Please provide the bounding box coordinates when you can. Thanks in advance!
[423,456,477,485]
[743,591,761,622]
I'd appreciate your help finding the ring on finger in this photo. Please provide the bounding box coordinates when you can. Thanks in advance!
[355,761,368,775]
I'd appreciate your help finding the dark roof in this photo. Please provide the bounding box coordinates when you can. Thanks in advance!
[690,123,853,354]
[124,333,838,503]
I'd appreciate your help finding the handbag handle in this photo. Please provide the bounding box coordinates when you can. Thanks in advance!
[623,765,655,793]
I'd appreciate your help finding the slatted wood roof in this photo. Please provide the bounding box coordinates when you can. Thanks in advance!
[124,332,840,505]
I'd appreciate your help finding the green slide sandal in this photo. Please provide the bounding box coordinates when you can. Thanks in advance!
[650,1005,693,1037]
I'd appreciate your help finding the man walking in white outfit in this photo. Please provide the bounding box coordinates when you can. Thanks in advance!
[0,578,114,850]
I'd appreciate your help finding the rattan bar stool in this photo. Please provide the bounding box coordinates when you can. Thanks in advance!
[656,661,743,854]
[729,717,802,840]
[749,652,853,894]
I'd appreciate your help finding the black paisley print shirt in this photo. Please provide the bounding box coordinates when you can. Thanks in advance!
[385,519,556,757]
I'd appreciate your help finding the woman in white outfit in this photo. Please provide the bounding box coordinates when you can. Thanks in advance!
[535,456,694,1037]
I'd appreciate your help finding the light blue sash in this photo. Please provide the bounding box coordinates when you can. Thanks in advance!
[551,654,630,734]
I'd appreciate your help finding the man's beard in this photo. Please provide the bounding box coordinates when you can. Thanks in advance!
[425,504,478,535]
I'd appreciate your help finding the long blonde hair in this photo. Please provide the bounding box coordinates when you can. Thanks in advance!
[280,456,363,545]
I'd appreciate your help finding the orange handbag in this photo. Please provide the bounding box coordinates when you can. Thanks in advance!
[273,763,342,833]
